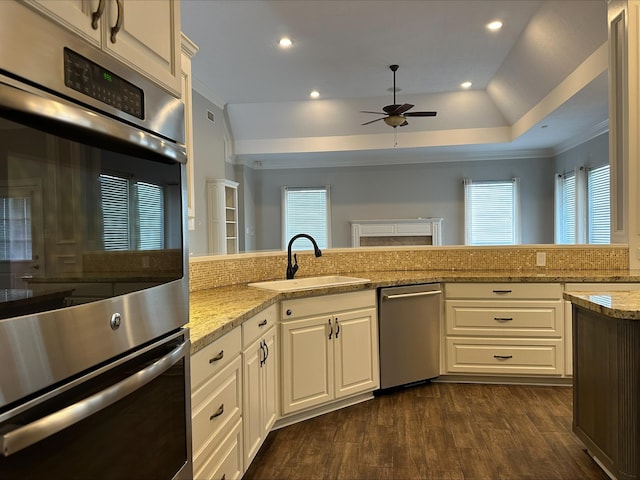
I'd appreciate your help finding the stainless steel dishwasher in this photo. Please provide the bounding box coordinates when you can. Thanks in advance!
[378,283,441,389]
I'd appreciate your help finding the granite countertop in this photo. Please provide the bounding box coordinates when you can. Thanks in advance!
[563,291,640,320]
[189,269,640,354]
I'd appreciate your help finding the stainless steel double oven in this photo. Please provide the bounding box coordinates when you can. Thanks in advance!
[0,3,191,479]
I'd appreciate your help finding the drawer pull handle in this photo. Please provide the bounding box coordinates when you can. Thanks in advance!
[209,350,224,363]
[258,319,268,327]
[494,317,513,322]
[328,318,333,340]
[210,404,224,420]
[220,474,226,480]
[493,355,513,360]
[492,290,512,294]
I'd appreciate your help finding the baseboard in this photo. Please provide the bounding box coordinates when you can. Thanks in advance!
[434,374,573,386]
[272,392,375,430]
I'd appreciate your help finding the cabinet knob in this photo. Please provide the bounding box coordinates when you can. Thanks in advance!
[286,309,292,316]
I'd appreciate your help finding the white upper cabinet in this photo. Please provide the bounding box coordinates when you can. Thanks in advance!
[24,0,181,96]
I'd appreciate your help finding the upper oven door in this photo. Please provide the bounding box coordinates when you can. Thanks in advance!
[0,74,190,410]
[0,74,186,302]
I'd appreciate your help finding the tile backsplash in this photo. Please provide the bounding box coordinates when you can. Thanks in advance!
[189,245,629,292]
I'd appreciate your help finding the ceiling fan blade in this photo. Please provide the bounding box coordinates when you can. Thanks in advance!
[404,111,437,117]
[360,110,387,115]
[382,104,401,114]
[361,117,385,126]
[393,103,414,115]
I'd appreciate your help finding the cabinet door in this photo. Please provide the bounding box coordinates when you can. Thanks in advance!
[242,335,263,468]
[24,0,101,45]
[281,315,334,414]
[333,308,379,399]
[261,327,278,435]
[104,0,181,95]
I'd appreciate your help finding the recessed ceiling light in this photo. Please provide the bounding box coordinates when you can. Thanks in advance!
[310,90,320,99]
[487,20,503,31]
[278,37,293,48]
[461,81,472,89]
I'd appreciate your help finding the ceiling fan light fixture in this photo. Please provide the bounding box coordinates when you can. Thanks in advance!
[384,115,405,127]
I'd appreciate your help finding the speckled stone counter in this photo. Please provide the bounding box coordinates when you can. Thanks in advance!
[189,269,640,354]
[563,290,640,320]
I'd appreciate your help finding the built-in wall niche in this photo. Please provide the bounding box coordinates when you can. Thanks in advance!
[350,218,443,247]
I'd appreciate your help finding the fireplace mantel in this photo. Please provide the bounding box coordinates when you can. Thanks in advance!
[350,218,443,247]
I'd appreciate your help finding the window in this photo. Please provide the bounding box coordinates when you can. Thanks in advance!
[464,178,520,245]
[282,186,330,249]
[555,172,577,244]
[0,195,32,260]
[100,174,165,251]
[554,164,609,244]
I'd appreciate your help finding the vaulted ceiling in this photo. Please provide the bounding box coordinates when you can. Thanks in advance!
[180,0,609,168]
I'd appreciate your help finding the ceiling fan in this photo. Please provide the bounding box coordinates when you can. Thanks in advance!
[361,64,437,128]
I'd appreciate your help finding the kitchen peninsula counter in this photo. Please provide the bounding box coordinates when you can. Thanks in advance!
[564,289,640,480]
[189,269,640,354]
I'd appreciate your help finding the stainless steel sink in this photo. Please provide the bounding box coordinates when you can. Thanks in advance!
[248,275,370,292]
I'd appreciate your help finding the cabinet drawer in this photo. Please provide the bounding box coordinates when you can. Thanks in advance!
[192,356,242,461]
[191,327,241,391]
[193,418,243,480]
[282,290,375,320]
[446,337,563,375]
[445,283,562,300]
[242,304,277,349]
[445,300,563,337]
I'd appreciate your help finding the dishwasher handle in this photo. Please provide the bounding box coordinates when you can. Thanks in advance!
[382,290,442,300]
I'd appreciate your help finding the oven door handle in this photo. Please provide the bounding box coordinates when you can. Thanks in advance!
[0,340,188,457]
[0,80,186,164]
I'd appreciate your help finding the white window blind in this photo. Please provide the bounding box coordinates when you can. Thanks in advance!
[555,172,576,244]
[100,174,165,251]
[282,186,330,249]
[464,178,520,245]
[588,165,610,244]
[0,196,32,261]
[100,174,130,251]
[134,182,164,250]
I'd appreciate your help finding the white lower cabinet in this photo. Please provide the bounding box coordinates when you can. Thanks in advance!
[280,290,379,415]
[242,305,278,470]
[191,327,243,480]
[444,283,564,376]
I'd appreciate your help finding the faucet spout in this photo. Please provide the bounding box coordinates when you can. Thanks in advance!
[286,234,322,279]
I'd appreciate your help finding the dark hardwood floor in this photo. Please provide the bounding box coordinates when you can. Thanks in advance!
[243,382,609,480]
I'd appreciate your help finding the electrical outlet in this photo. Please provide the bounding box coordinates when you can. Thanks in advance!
[536,252,546,267]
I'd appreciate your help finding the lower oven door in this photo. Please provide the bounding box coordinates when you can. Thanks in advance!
[0,330,192,480]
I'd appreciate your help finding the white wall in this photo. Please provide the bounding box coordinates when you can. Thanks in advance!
[251,156,556,249]
[554,132,609,173]
[189,90,236,256]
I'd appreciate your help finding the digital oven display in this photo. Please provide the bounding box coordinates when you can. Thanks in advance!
[63,48,144,119]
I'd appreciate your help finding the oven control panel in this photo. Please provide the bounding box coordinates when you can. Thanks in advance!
[63,48,144,119]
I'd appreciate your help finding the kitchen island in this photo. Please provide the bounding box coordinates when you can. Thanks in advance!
[563,291,640,480]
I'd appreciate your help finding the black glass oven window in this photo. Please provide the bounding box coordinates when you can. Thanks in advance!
[0,113,183,319]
